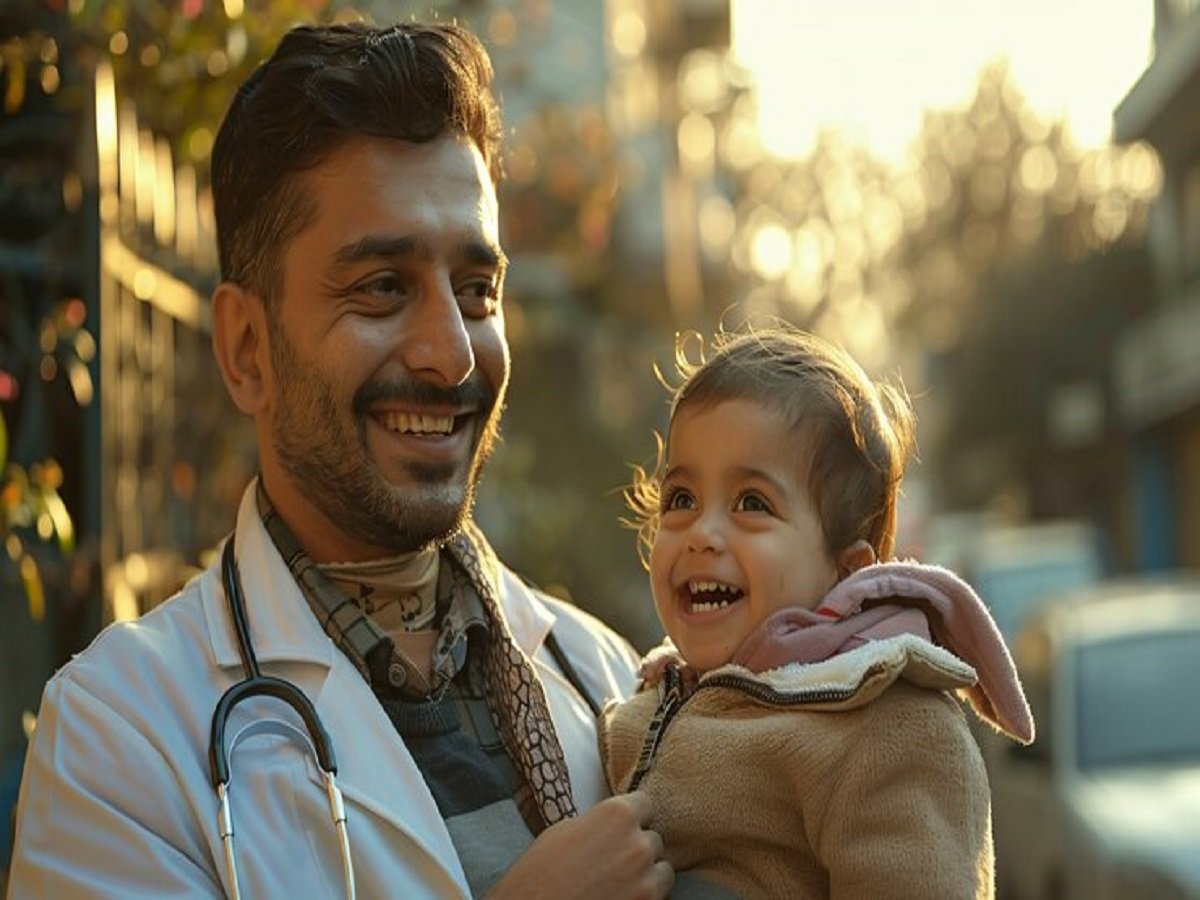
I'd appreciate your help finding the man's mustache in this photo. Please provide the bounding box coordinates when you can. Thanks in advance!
[352,375,495,417]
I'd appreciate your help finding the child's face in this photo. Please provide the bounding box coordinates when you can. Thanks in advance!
[649,397,839,674]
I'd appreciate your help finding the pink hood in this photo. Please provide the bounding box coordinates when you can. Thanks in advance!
[731,561,1035,744]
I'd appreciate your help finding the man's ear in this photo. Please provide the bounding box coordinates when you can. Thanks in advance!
[212,281,271,415]
[837,539,876,578]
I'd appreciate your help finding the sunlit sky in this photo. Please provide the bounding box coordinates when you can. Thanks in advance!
[732,0,1155,163]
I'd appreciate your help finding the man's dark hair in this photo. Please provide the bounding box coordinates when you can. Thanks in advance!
[211,22,504,303]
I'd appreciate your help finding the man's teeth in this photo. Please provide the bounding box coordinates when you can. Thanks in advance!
[382,412,454,435]
[687,580,742,612]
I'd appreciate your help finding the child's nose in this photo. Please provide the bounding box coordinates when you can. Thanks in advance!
[686,512,725,554]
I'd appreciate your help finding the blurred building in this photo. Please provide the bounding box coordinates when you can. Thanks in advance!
[5,0,743,665]
[603,0,736,327]
[422,0,736,320]
[423,0,736,647]
[89,58,257,623]
[0,2,102,869]
[1113,0,1200,569]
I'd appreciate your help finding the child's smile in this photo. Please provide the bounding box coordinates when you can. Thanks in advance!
[649,398,840,674]
[683,579,745,614]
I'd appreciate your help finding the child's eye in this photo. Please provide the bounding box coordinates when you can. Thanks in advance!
[661,486,695,513]
[735,491,772,514]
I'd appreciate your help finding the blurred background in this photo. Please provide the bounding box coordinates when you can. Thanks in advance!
[3,0,1199,895]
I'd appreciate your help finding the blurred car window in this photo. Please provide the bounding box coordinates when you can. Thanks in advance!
[1076,629,1200,771]
[968,520,1105,643]
[989,576,1200,900]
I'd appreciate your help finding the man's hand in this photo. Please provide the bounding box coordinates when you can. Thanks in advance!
[488,792,674,900]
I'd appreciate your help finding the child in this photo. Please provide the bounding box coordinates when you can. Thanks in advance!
[599,327,1033,900]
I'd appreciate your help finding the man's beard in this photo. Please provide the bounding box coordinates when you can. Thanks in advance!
[268,328,503,553]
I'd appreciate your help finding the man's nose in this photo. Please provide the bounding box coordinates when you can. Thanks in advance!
[401,278,475,386]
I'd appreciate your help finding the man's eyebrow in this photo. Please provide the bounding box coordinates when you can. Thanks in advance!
[464,240,509,274]
[331,235,424,269]
[330,235,509,272]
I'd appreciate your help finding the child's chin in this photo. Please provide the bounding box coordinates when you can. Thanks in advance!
[682,647,734,675]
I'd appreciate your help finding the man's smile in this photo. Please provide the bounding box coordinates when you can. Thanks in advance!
[367,407,475,465]
[371,408,474,437]
[380,411,454,435]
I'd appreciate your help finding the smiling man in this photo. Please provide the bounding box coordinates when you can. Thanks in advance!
[244,134,508,564]
[8,22,672,900]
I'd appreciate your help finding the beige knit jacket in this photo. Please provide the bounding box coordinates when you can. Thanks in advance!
[599,635,996,900]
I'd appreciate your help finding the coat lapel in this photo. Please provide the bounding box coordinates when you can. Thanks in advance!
[200,482,468,891]
[306,651,469,889]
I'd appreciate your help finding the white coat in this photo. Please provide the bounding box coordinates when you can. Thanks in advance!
[7,485,640,899]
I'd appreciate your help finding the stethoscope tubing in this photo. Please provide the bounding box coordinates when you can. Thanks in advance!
[210,536,356,900]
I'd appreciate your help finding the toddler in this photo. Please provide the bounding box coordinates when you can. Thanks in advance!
[599,327,1033,899]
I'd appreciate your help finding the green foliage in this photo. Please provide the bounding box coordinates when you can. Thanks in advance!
[70,0,342,163]
[1,449,75,621]
[0,299,94,620]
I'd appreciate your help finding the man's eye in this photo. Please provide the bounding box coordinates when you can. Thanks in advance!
[735,491,771,514]
[457,280,501,317]
[662,487,695,513]
[356,274,406,297]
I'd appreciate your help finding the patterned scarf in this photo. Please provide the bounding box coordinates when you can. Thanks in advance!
[256,482,576,827]
[443,520,577,826]
[319,550,440,633]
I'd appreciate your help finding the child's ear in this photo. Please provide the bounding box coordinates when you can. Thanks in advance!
[837,540,876,578]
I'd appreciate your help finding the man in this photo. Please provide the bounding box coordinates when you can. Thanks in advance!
[7,22,673,899]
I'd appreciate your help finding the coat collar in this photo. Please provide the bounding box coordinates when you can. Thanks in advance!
[200,482,569,896]
[200,480,560,670]
[201,482,337,671]
[705,632,979,707]
[494,562,556,654]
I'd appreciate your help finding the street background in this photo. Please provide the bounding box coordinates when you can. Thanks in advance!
[4,0,1199,895]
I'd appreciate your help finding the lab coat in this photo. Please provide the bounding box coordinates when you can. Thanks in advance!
[7,484,640,899]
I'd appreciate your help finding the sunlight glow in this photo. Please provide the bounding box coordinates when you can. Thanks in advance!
[732,0,1155,163]
[749,222,793,279]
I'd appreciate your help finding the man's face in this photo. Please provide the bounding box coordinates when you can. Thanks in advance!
[260,135,510,561]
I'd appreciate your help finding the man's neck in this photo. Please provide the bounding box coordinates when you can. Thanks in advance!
[256,469,393,563]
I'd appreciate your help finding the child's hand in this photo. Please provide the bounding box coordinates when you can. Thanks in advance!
[637,639,698,694]
[637,638,682,686]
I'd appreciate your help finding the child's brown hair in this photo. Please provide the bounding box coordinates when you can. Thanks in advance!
[628,327,917,565]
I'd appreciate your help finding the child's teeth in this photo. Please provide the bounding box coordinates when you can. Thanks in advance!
[689,584,740,613]
[689,580,735,594]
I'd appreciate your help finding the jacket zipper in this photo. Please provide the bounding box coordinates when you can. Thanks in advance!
[629,666,687,790]
[697,672,864,706]
[627,665,873,790]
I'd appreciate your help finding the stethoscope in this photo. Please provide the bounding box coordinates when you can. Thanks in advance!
[209,537,357,900]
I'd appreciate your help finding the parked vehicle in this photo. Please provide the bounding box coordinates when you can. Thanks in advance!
[964,519,1105,643]
[988,575,1200,899]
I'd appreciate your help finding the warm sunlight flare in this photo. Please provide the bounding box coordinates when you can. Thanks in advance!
[732,0,1155,163]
